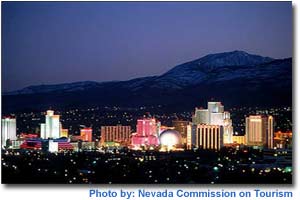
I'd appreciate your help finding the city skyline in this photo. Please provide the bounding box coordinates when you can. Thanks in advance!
[2,2,292,91]
[1,101,293,184]
[1,1,293,185]
[0,101,287,150]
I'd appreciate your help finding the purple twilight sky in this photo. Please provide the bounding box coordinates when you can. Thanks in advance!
[2,2,292,92]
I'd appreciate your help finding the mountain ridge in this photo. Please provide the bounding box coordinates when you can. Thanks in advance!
[5,50,284,95]
[2,51,292,113]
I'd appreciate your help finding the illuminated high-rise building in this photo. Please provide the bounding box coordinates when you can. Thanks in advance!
[223,113,233,145]
[211,112,224,125]
[186,123,196,150]
[186,124,192,150]
[267,116,274,149]
[172,120,189,145]
[245,115,265,147]
[101,125,131,145]
[137,118,157,137]
[131,118,160,147]
[195,124,223,150]
[1,117,17,147]
[40,110,60,139]
[80,128,92,142]
[245,115,274,148]
[40,124,46,138]
[192,108,209,124]
[192,102,233,144]
[208,102,224,122]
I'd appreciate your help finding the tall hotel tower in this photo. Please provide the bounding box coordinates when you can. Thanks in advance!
[1,117,17,146]
[131,118,160,147]
[40,110,60,139]
[245,115,274,149]
[190,102,233,150]
[101,125,131,145]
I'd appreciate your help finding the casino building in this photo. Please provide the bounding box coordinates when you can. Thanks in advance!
[100,125,131,146]
[245,115,274,149]
[131,118,160,148]
[189,102,233,150]
[195,124,223,151]
[40,110,61,139]
[1,117,17,147]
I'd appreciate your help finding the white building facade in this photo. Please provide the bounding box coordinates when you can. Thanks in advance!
[1,117,17,147]
[192,102,234,146]
[40,110,60,139]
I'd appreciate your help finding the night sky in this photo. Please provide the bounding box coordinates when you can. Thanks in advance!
[2,2,292,92]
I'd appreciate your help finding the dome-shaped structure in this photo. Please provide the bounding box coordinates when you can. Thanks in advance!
[159,129,181,148]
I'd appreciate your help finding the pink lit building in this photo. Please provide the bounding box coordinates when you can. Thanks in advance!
[131,118,160,147]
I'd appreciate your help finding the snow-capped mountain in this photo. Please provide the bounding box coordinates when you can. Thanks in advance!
[3,50,292,112]
[150,50,275,89]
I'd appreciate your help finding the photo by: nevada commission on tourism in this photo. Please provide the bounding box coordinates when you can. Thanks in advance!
[89,189,293,199]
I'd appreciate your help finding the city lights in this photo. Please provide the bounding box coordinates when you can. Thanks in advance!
[1,103,292,184]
